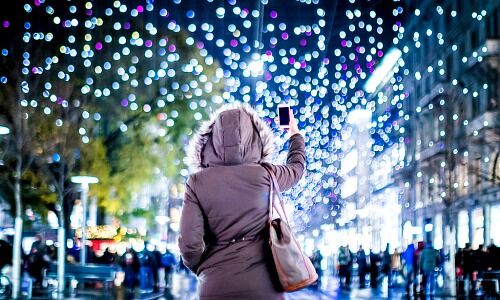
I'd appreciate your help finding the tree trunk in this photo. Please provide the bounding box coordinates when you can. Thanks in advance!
[57,193,65,297]
[11,156,23,299]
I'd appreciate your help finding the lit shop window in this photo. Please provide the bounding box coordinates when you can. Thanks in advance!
[491,205,500,246]
[457,210,469,248]
[471,207,484,249]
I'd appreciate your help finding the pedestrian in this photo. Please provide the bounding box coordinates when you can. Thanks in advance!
[137,246,155,292]
[178,103,305,300]
[381,243,391,288]
[120,247,140,292]
[0,236,13,271]
[419,243,440,295]
[402,243,415,295]
[337,246,348,289]
[310,249,323,289]
[487,240,499,271]
[414,241,425,294]
[345,245,354,290]
[390,248,402,287]
[356,246,367,288]
[161,248,177,288]
[369,249,380,288]
[463,242,476,294]
[27,234,50,286]
[146,242,161,292]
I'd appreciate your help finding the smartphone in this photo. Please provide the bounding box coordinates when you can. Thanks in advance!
[278,104,290,128]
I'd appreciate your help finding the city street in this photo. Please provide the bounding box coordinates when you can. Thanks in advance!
[0,0,499,299]
[30,273,460,300]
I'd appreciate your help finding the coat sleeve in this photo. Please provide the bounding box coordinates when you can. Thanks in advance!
[178,176,205,273]
[269,133,306,191]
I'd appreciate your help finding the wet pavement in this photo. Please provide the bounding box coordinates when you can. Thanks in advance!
[30,272,463,299]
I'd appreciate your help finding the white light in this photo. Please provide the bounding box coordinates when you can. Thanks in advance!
[0,126,10,135]
[247,60,264,77]
[347,109,372,127]
[71,176,99,185]
[364,48,402,93]
[424,223,433,232]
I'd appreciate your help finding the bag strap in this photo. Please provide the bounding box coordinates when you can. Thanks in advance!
[262,163,289,224]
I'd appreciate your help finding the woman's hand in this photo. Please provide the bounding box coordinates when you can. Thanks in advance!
[289,108,300,136]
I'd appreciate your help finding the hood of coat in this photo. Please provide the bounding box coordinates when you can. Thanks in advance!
[186,103,276,173]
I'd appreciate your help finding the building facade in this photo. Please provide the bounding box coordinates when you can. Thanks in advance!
[393,0,500,278]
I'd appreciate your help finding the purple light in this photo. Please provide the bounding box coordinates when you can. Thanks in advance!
[123,22,131,30]
[168,44,176,52]
[34,0,41,6]
[288,57,295,64]
[301,61,307,68]
[95,42,103,50]
[265,50,272,56]
[270,11,278,19]
[300,39,307,46]
[281,32,288,40]
[264,72,272,81]
[137,5,144,13]
[342,64,347,71]
[121,99,128,107]
[196,41,204,49]
[2,20,9,28]
[305,31,312,37]
[86,9,93,16]
[230,39,238,47]
[377,50,384,57]
[323,58,330,65]
[341,40,347,47]
[145,40,153,47]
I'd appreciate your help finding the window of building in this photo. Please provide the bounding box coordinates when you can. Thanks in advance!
[486,8,500,38]
[457,210,469,248]
[471,207,484,249]
[434,213,443,249]
[491,204,500,245]
[471,28,479,51]
[446,55,453,80]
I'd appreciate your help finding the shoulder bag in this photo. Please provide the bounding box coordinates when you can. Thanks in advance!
[262,164,318,292]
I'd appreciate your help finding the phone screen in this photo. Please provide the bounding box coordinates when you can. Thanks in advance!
[278,106,290,126]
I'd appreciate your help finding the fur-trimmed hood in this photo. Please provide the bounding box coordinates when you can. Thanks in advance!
[186,103,276,174]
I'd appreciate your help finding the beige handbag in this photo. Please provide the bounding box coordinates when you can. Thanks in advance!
[263,164,318,292]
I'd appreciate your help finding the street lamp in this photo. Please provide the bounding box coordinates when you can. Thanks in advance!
[71,175,98,265]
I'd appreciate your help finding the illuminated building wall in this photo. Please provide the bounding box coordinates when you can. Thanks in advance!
[382,1,500,285]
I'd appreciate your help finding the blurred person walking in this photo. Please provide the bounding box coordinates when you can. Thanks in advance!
[390,248,402,287]
[27,234,50,286]
[178,103,305,300]
[310,249,323,289]
[161,248,177,288]
[414,241,425,293]
[463,243,477,294]
[487,240,499,271]
[419,243,440,295]
[120,247,140,292]
[381,244,391,288]
[402,243,416,295]
[356,246,367,288]
[369,249,380,288]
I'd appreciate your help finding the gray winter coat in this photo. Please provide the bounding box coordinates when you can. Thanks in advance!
[178,103,306,300]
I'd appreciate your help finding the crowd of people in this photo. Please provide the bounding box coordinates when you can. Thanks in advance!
[329,240,499,296]
[0,234,183,293]
[455,241,499,295]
